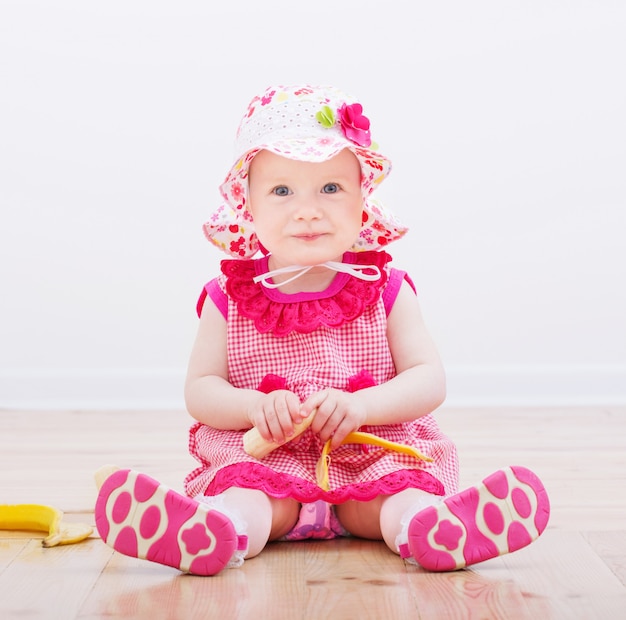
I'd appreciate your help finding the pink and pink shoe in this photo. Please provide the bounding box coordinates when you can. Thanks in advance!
[95,469,248,575]
[399,466,550,571]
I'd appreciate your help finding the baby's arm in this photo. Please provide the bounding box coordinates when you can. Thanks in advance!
[302,279,446,448]
[184,299,306,443]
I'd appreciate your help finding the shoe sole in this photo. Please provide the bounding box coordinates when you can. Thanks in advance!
[407,466,550,571]
[95,469,238,575]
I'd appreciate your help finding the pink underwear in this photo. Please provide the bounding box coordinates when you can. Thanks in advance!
[281,500,350,541]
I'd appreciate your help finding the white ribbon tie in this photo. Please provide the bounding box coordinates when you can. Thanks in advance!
[253,261,382,289]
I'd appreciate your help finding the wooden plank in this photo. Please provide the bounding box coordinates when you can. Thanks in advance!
[78,539,415,619]
[0,409,196,511]
[77,537,308,619]
[472,530,626,619]
[584,531,626,587]
[300,539,418,618]
[406,567,533,620]
[0,538,113,619]
[0,539,29,571]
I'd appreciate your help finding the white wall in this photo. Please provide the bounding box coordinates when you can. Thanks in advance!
[1,1,625,409]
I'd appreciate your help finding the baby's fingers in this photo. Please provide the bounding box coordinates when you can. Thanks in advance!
[265,391,303,443]
[264,401,290,444]
[301,390,330,419]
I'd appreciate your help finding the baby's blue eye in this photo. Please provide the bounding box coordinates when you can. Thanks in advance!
[322,183,339,194]
[273,186,290,196]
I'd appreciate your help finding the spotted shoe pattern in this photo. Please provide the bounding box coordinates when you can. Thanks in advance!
[95,469,247,575]
[399,466,550,571]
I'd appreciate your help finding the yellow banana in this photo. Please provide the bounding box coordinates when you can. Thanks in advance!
[341,431,433,463]
[0,504,93,547]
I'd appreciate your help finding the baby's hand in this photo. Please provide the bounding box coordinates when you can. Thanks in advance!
[248,390,304,445]
[301,389,367,450]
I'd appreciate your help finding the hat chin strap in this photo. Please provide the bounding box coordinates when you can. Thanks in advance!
[253,260,382,289]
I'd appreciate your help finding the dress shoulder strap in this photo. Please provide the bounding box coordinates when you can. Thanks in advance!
[196,276,228,319]
[382,269,417,316]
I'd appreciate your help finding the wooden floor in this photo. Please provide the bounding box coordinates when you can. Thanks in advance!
[1,406,625,619]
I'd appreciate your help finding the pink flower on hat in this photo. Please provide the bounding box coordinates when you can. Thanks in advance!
[261,90,275,106]
[338,103,371,147]
[230,235,247,257]
[231,181,245,203]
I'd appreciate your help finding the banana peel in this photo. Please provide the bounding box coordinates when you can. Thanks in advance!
[315,431,433,491]
[0,503,93,547]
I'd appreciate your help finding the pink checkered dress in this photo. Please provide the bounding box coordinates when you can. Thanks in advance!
[184,251,459,502]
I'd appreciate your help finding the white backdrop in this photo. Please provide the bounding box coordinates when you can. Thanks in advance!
[1,1,625,409]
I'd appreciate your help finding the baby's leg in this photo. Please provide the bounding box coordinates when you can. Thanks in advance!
[335,489,437,546]
[379,488,441,551]
[217,487,300,557]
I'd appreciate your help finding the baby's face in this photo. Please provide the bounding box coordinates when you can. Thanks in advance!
[247,149,363,268]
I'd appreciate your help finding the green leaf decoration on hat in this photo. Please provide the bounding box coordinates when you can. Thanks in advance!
[315,105,336,128]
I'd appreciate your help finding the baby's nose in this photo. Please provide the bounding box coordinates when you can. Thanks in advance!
[293,199,323,220]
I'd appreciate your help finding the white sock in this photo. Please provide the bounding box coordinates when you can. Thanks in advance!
[195,493,248,568]
[395,495,442,565]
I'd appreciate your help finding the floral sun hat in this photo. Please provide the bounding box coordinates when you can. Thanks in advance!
[203,85,408,258]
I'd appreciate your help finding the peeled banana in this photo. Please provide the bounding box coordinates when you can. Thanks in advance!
[0,503,93,547]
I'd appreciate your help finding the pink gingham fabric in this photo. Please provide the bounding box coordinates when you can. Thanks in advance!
[185,253,459,502]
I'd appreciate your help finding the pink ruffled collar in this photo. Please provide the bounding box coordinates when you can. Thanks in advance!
[221,251,391,336]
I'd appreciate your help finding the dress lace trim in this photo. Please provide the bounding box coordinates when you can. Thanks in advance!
[221,251,391,336]
[204,462,445,504]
